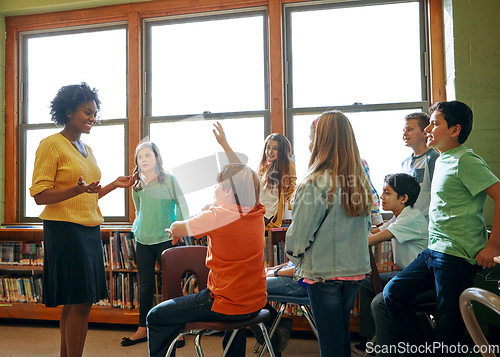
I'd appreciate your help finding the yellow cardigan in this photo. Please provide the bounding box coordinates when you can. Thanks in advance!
[266,160,297,228]
[30,133,103,227]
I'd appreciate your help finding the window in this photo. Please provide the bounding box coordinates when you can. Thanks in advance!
[20,25,128,221]
[143,11,269,215]
[284,0,428,202]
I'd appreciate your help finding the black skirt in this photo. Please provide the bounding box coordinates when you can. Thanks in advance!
[42,220,108,307]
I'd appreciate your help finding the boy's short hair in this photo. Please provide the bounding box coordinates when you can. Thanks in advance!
[217,164,260,208]
[384,173,421,207]
[404,112,430,131]
[429,101,473,144]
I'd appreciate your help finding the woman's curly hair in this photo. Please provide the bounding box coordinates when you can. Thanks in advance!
[49,82,101,126]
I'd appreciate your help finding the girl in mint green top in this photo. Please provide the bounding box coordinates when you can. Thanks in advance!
[122,142,188,347]
[132,173,188,245]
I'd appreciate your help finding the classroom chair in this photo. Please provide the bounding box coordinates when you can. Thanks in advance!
[254,295,318,357]
[161,245,276,357]
[460,287,500,357]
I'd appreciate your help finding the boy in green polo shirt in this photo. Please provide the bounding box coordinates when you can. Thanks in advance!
[383,101,500,354]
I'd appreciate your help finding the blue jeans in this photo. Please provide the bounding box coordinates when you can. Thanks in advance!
[147,288,259,357]
[307,280,361,357]
[266,276,308,297]
[383,249,480,353]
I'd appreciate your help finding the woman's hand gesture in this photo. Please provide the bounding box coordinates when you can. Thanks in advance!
[77,176,101,194]
[113,173,138,189]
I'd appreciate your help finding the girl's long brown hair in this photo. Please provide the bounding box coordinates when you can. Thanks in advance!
[300,111,373,217]
[257,133,292,195]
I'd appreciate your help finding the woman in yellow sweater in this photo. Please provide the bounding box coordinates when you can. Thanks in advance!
[30,83,136,357]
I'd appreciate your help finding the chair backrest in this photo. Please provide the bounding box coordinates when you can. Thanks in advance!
[161,245,210,301]
[369,248,383,295]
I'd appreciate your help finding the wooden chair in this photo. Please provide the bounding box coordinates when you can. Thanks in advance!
[161,245,276,357]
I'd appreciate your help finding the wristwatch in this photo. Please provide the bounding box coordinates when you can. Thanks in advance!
[274,267,282,277]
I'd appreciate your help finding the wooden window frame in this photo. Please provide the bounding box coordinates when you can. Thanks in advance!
[3,0,444,224]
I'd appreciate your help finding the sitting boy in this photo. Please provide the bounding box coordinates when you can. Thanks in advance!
[356,173,428,353]
[383,101,500,354]
[147,164,267,357]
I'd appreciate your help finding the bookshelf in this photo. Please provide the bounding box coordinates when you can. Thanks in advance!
[0,224,139,324]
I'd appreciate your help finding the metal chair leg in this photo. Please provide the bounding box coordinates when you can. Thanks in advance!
[256,302,286,356]
[300,304,318,339]
[166,332,184,357]
[194,330,210,357]
[258,322,277,357]
[362,336,376,357]
[221,329,239,357]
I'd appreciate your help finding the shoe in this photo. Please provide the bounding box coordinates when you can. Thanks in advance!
[121,336,147,346]
[354,341,367,353]
[250,324,265,345]
[251,324,281,356]
[353,340,375,356]
[275,317,293,352]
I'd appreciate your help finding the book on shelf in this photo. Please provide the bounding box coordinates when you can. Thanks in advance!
[112,272,139,309]
[110,232,137,270]
[0,241,44,266]
[180,235,207,246]
[0,275,42,303]
[371,240,397,272]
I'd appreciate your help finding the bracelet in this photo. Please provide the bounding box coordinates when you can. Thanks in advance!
[274,267,282,277]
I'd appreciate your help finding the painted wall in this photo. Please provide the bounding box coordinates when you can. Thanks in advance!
[444,0,500,225]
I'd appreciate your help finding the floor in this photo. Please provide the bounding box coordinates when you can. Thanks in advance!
[1,319,356,357]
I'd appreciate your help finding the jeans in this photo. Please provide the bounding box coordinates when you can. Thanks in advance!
[359,271,398,339]
[383,249,480,355]
[307,280,361,357]
[266,276,308,297]
[147,288,259,357]
[136,241,173,327]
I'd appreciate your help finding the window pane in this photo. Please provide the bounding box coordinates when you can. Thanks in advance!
[290,2,422,107]
[150,15,265,116]
[26,28,127,124]
[149,117,264,215]
[292,110,418,206]
[25,125,126,218]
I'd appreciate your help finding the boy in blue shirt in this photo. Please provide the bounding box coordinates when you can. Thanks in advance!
[383,101,500,354]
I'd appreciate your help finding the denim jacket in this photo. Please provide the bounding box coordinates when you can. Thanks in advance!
[285,172,371,281]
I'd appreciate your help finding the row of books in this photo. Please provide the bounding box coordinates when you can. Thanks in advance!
[178,235,208,246]
[112,272,139,309]
[109,232,137,270]
[372,240,398,272]
[0,275,42,302]
[264,236,287,267]
[0,241,44,265]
